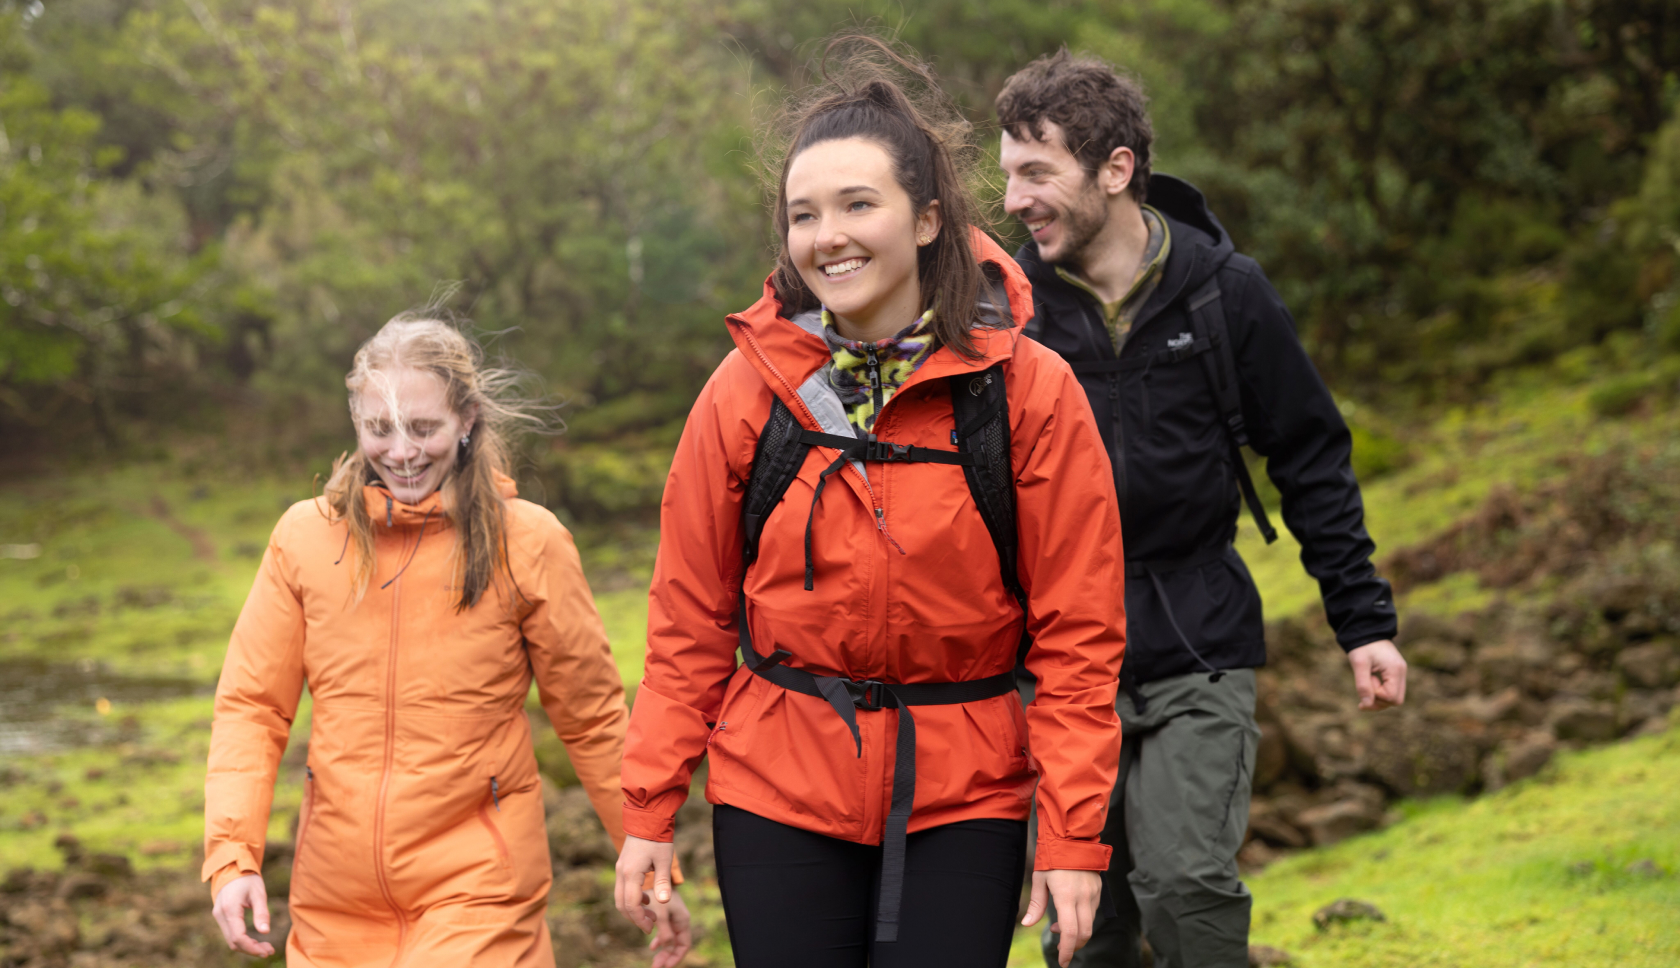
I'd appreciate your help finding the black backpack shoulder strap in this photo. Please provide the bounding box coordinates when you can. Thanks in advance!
[949,364,1022,604]
[741,396,810,566]
[1186,278,1279,544]
[949,363,1036,671]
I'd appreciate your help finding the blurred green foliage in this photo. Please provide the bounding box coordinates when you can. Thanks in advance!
[1,0,1677,525]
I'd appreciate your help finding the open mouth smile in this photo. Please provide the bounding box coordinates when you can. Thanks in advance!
[385,465,431,485]
[821,257,869,279]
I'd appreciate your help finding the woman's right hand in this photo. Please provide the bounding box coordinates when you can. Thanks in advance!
[614,835,676,933]
[211,873,275,957]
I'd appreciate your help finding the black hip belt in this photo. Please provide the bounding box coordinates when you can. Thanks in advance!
[734,601,1017,944]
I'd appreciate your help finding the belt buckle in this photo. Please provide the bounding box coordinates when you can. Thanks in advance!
[852,679,887,711]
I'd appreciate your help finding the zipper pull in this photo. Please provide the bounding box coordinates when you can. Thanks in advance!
[491,776,500,811]
[386,495,394,527]
[305,765,314,781]
[865,346,880,388]
[875,507,907,555]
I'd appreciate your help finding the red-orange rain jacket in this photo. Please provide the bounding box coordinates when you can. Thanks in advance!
[622,232,1126,872]
[205,477,629,967]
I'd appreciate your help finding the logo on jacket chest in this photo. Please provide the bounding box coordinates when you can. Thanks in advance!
[1167,332,1194,351]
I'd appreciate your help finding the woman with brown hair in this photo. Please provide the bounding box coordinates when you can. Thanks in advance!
[205,316,690,967]
[614,39,1127,968]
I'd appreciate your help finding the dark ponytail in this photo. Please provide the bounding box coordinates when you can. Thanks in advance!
[767,34,998,359]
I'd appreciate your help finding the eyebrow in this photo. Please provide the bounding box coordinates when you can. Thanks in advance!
[787,185,884,207]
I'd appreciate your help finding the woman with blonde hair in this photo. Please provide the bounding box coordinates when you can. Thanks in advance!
[205,315,690,967]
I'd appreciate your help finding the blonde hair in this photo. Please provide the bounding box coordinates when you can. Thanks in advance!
[322,314,541,610]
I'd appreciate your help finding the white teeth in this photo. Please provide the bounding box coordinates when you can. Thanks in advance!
[823,258,866,276]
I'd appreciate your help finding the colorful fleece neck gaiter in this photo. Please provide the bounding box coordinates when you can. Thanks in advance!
[822,307,937,436]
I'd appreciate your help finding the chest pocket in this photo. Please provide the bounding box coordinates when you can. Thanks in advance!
[1131,314,1222,445]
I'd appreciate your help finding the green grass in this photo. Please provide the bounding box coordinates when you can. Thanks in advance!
[1235,349,1680,621]
[1244,720,1680,967]
[1007,720,1680,967]
[0,462,649,873]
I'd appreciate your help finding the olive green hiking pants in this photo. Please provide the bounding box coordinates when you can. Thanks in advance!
[1042,669,1259,968]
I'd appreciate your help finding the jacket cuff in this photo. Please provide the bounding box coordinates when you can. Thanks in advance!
[208,862,258,899]
[1033,837,1113,872]
[201,842,261,885]
[622,802,676,843]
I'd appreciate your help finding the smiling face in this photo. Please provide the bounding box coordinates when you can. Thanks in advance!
[1000,121,1118,268]
[352,365,476,506]
[784,137,940,342]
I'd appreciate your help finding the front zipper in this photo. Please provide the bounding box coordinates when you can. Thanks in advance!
[372,557,409,950]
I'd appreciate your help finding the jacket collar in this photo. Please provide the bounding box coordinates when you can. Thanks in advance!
[1016,174,1235,334]
[360,471,517,528]
[726,228,1033,431]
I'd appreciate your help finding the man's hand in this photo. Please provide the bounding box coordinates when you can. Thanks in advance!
[1348,639,1407,710]
[211,873,275,957]
[1021,868,1103,967]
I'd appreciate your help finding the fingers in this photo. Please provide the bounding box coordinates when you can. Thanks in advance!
[649,896,693,968]
[1020,870,1048,927]
[251,876,271,936]
[652,860,673,905]
[1050,878,1098,968]
[1349,641,1408,710]
[211,878,276,958]
[613,860,654,933]
[1351,652,1377,710]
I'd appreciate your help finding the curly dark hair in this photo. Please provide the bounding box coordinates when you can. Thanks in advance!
[996,49,1154,203]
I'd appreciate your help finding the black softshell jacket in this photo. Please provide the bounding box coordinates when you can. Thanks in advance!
[1016,174,1397,685]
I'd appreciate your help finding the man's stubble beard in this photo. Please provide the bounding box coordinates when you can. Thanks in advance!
[1046,178,1110,273]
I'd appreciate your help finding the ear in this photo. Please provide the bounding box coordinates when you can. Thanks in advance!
[461,405,480,438]
[1100,146,1136,199]
[916,199,942,247]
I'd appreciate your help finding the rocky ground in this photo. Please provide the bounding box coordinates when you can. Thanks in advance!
[0,782,723,968]
[1241,445,1680,868]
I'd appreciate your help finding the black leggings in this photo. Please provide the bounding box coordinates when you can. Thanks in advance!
[713,803,1027,967]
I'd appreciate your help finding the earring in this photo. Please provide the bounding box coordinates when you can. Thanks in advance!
[917,235,932,246]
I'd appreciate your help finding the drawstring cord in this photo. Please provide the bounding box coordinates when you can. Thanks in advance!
[380,507,435,590]
[804,451,852,590]
[1146,569,1225,683]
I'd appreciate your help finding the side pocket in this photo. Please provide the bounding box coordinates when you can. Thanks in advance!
[477,779,512,870]
[292,766,315,885]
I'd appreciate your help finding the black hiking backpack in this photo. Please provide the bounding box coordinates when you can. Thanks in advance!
[739,363,1028,646]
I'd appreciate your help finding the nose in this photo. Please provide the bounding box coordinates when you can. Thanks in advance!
[814,219,848,254]
[385,433,420,464]
[1002,176,1031,218]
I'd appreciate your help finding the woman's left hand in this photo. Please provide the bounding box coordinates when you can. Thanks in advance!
[648,891,692,968]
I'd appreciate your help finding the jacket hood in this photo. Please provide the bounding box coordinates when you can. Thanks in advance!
[358,470,519,528]
[1014,174,1235,324]
[727,227,1034,428]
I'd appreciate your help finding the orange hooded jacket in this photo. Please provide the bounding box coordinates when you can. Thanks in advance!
[622,232,1125,872]
[204,476,630,967]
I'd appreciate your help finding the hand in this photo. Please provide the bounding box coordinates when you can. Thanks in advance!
[211,873,275,957]
[614,835,675,935]
[648,891,693,968]
[1021,868,1103,967]
[1348,639,1407,710]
